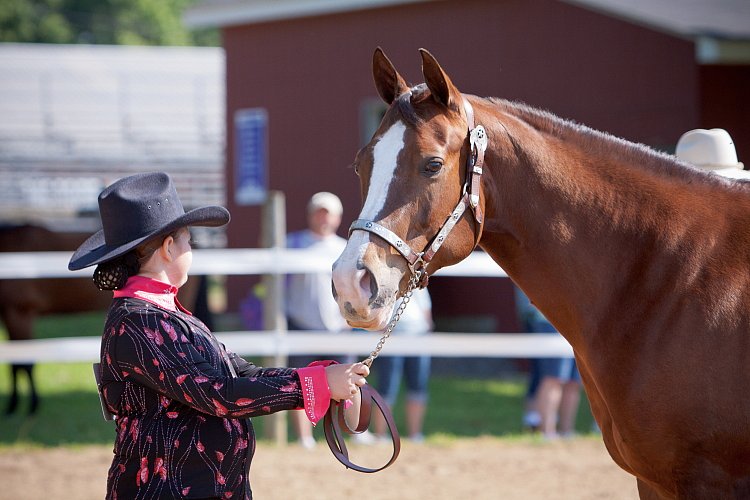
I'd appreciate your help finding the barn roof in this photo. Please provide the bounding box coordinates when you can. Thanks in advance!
[183,0,440,28]
[562,0,750,40]
[184,0,750,62]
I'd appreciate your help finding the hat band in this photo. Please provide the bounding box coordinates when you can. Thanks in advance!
[697,161,744,171]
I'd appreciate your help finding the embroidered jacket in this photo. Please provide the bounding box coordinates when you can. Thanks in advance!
[98,277,329,499]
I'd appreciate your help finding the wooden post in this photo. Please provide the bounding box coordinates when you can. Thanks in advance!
[261,190,288,445]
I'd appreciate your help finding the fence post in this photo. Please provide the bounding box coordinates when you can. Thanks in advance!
[261,191,288,446]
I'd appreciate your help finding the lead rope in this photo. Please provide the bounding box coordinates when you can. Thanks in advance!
[324,269,422,473]
[363,269,422,367]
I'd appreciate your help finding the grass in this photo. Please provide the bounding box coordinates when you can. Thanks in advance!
[0,313,596,448]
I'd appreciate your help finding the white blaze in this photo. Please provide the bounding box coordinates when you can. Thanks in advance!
[343,121,407,260]
[361,121,406,220]
[333,121,407,317]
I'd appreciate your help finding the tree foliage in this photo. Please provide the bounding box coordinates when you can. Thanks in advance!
[0,0,217,46]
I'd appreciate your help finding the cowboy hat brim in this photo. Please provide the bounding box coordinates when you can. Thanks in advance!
[68,205,229,271]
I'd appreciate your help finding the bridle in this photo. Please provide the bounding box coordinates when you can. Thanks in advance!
[325,95,487,475]
[348,95,487,287]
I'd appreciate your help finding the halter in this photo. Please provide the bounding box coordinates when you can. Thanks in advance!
[327,97,487,474]
[349,96,487,285]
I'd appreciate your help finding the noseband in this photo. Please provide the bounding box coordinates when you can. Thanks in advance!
[349,96,487,285]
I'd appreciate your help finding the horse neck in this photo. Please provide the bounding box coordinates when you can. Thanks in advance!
[475,99,740,344]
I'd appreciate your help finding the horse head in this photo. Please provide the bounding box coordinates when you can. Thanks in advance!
[332,48,484,330]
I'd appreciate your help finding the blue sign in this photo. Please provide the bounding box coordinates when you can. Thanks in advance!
[234,108,268,205]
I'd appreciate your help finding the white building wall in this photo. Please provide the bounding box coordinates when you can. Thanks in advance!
[0,43,225,235]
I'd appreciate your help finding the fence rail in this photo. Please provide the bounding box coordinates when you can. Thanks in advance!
[0,248,508,279]
[0,332,572,364]
[0,249,574,363]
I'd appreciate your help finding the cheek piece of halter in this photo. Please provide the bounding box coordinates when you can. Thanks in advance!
[349,96,488,288]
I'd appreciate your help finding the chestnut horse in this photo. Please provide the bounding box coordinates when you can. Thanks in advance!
[0,224,204,414]
[331,48,750,499]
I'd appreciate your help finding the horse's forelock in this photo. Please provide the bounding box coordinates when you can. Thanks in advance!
[394,84,431,126]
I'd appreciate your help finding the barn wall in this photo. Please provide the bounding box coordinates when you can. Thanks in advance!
[221,0,699,330]
[699,65,750,163]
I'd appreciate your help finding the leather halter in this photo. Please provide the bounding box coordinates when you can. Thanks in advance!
[349,96,487,284]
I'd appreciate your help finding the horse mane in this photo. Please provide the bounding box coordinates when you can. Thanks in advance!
[393,87,749,195]
[487,97,746,189]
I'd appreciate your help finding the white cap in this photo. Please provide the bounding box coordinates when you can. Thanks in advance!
[676,129,743,176]
[307,192,343,216]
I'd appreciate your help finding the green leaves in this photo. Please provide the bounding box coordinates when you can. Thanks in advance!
[0,0,218,46]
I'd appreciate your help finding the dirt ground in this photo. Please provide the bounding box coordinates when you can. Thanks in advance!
[0,436,638,499]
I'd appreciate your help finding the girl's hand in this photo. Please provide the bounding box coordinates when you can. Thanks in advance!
[325,362,370,401]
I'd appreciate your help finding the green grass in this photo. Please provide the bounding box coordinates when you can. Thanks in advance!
[0,365,595,448]
[0,313,596,447]
[0,312,106,341]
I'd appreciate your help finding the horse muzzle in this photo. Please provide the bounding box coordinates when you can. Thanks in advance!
[332,235,404,330]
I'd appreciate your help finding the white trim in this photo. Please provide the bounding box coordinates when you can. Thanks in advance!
[183,0,440,28]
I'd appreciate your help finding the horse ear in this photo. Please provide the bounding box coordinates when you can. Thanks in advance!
[373,47,409,105]
[419,48,459,109]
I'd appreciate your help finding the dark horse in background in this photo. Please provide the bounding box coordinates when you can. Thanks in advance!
[0,224,205,415]
[332,48,750,498]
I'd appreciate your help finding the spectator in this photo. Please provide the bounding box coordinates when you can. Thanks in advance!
[285,191,350,448]
[676,128,748,179]
[515,286,581,439]
[371,287,433,443]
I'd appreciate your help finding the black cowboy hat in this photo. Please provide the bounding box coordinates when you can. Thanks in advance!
[68,172,229,271]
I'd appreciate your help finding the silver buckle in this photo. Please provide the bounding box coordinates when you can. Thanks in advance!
[470,125,488,154]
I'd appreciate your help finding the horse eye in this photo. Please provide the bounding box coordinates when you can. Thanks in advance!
[424,159,443,174]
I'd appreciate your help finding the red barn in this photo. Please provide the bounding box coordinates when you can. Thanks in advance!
[185,0,750,332]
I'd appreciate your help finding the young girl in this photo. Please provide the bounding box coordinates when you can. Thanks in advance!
[69,172,369,499]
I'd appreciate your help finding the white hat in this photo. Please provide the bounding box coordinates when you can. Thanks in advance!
[307,191,343,216]
[676,128,744,177]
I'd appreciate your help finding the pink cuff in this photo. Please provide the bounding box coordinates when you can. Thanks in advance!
[296,365,331,425]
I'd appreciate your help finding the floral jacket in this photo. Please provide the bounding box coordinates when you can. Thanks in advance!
[98,277,330,499]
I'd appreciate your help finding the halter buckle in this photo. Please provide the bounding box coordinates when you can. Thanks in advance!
[470,125,488,154]
[409,253,426,277]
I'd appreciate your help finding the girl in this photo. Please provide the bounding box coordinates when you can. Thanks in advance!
[69,172,368,499]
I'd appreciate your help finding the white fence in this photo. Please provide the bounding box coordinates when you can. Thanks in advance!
[0,249,574,363]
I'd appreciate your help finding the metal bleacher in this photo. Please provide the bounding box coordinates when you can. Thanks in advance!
[0,43,226,235]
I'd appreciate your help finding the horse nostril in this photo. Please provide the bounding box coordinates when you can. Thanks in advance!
[331,281,338,301]
[359,267,378,303]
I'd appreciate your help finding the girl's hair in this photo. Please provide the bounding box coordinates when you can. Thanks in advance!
[92,229,183,291]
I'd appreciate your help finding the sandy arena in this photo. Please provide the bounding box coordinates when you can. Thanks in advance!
[0,436,638,499]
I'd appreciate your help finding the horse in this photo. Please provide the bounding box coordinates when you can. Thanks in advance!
[0,224,204,415]
[331,48,750,499]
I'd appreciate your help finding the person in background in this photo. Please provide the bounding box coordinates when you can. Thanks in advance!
[515,286,581,439]
[676,128,748,179]
[370,287,433,443]
[285,191,350,449]
[521,359,542,432]
[70,172,369,499]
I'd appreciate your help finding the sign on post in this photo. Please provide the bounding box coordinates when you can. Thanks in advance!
[234,108,268,205]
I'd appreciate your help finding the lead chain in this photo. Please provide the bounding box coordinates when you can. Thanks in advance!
[363,271,422,367]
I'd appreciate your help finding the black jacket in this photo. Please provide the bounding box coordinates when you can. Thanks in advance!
[99,297,303,499]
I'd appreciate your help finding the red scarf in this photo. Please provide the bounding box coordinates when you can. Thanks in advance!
[113,276,191,314]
